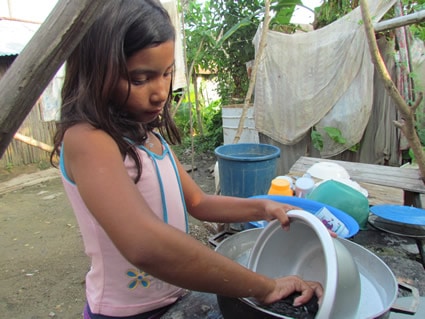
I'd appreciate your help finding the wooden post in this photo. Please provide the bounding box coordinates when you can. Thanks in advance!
[233,0,271,144]
[0,0,104,157]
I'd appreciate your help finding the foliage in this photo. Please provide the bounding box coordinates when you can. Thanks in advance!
[181,0,301,151]
[408,146,425,163]
[5,162,13,172]
[402,0,425,41]
[313,0,356,29]
[184,0,262,104]
[184,0,301,105]
[173,98,223,154]
[311,129,324,151]
[314,0,425,40]
[311,127,359,152]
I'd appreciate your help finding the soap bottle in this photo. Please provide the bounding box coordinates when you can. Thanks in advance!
[268,178,293,196]
[315,207,349,237]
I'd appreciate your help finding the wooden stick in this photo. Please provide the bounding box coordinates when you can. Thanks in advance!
[0,0,104,157]
[374,10,425,32]
[360,0,425,181]
[13,132,53,152]
[233,0,271,144]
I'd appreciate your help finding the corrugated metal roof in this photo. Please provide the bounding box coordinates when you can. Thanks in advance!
[0,19,40,56]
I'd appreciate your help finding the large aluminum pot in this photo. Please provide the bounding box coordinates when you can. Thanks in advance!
[214,228,399,319]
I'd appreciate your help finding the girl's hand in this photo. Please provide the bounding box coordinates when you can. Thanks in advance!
[259,276,323,306]
[262,200,299,231]
[262,200,338,238]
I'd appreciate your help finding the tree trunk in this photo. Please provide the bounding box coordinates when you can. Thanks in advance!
[360,0,425,182]
[0,0,104,157]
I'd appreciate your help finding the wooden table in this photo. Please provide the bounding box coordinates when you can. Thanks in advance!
[289,156,425,207]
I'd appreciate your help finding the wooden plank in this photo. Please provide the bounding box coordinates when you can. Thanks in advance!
[290,156,425,194]
[0,0,104,157]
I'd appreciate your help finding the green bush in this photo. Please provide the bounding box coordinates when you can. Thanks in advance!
[173,100,223,155]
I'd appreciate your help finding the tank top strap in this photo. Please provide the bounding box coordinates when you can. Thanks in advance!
[128,134,188,233]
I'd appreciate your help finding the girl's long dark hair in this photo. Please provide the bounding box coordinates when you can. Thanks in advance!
[51,0,180,182]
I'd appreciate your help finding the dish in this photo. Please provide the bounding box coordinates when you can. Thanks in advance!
[214,228,398,319]
[248,212,361,319]
[370,205,425,226]
[307,162,350,180]
[249,195,360,238]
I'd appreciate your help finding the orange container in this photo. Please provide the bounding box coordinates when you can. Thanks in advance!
[268,178,293,196]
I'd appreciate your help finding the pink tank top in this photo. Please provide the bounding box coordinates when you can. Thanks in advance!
[60,135,187,316]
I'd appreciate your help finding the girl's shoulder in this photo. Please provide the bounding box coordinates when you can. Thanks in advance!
[65,123,114,144]
[63,123,121,157]
[62,123,124,182]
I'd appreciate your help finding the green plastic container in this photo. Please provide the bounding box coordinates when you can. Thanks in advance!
[307,180,369,230]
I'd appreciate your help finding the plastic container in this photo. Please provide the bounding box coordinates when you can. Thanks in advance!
[214,143,280,198]
[248,212,361,319]
[268,178,293,196]
[247,195,359,238]
[307,180,369,229]
[275,175,294,189]
[315,207,349,237]
[215,143,280,231]
[295,173,315,198]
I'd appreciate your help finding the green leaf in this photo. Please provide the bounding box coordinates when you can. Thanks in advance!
[216,18,253,47]
[311,129,324,151]
[323,127,346,145]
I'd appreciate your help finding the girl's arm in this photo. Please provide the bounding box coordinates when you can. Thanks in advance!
[63,124,321,306]
[173,150,297,228]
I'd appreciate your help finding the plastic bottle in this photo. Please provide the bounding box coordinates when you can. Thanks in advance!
[275,175,294,190]
[315,207,349,237]
[268,178,293,196]
[295,173,315,198]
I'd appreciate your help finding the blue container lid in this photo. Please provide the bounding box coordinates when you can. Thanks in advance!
[370,205,425,226]
[248,195,360,238]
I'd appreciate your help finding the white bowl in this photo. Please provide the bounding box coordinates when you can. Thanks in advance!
[307,162,350,180]
[248,210,361,319]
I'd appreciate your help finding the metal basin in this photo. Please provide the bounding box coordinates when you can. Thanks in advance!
[247,211,361,318]
[214,227,398,319]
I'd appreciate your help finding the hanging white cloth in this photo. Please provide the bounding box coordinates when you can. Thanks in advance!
[253,0,396,157]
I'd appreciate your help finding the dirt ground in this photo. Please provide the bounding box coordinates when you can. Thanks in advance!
[0,152,218,319]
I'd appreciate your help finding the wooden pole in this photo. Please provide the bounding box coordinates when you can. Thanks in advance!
[233,0,271,144]
[0,0,104,157]
[374,10,425,32]
[360,0,425,181]
[13,133,53,153]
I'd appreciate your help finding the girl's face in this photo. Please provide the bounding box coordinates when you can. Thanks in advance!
[113,40,175,123]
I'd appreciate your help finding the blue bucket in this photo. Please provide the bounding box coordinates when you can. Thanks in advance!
[214,143,280,198]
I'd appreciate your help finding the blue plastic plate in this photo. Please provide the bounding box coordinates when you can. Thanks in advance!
[370,205,425,226]
[248,195,360,238]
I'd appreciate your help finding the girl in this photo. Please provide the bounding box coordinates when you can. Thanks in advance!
[51,1,323,318]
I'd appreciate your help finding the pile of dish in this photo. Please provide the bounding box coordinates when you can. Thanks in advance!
[306,162,368,198]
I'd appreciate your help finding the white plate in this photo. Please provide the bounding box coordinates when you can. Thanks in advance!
[307,162,350,180]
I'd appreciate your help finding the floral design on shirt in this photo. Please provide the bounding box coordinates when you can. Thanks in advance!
[127,269,151,289]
